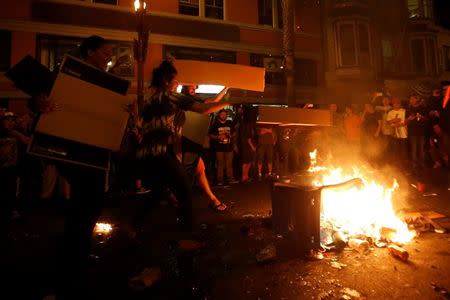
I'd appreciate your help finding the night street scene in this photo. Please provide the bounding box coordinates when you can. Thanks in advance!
[1,0,450,299]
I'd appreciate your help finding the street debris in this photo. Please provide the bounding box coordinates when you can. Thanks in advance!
[317,290,334,299]
[348,238,369,254]
[375,241,387,248]
[388,244,409,261]
[330,261,347,270]
[399,210,448,233]
[341,288,361,299]
[128,267,162,292]
[256,244,277,263]
[423,193,438,197]
[431,282,450,298]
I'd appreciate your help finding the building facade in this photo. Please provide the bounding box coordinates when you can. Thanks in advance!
[1,0,450,113]
[321,0,450,104]
[0,0,323,114]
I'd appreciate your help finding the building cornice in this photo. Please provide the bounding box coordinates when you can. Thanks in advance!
[0,19,321,60]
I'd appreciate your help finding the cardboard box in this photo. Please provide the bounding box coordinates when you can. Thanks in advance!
[257,106,332,127]
[182,111,211,145]
[28,55,130,170]
[174,60,265,92]
[35,55,130,151]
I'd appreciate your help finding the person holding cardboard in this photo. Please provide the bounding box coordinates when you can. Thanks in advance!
[33,35,117,298]
[136,60,230,230]
[178,85,229,212]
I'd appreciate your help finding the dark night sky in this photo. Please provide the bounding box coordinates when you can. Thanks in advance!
[435,0,450,29]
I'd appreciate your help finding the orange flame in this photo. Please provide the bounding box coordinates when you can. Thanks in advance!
[94,222,113,235]
[309,151,415,244]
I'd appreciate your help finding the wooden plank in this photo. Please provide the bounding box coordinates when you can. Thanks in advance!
[257,106,332,127]
[174,60,265,92]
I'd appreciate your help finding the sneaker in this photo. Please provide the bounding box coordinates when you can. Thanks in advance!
[228,178,239,184]
[216,182,224,186]
[135,187,151,194]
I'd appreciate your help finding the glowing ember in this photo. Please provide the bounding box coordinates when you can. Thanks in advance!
[94,222,113,235]
[308,150,415,245]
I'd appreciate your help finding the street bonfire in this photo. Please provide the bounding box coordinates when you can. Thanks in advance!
[308,150,415,259]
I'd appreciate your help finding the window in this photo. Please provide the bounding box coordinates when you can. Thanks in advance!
[443,46,450,72]
[358,23,370,67]
[179,0,200,16]
[335,21,371,68]
[38,36,134,78]
[251,54,285,85]
[92,0,118,4]
[295,58,317,86]
[410,37,437,75]
[0,30,11,72]
[427,38,437,74]
[205,0,224,19]
[408,0,433,19]
[382,39,394,72]
[164,46,236,64]
[411,39,426,73]
[257,0,283,29]
[258,0,273,26]
[339,24,356,66]
[276,0,283,29]
[251,54,317,86]
[179,0,224,19]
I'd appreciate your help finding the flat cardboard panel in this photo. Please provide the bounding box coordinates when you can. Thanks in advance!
[174,60,265,92]
[35,56,130,151]
[257,106,332,127]
[182,111,211,145]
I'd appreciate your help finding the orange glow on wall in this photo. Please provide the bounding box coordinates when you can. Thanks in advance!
[0,0,32,19]
[227,0,258,24]
[11,32,36,66]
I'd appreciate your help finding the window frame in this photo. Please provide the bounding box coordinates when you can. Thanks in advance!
[334,19,372,68]
[179,0,226,20]
[37,35,135,79]
[407,0,434,19]
[409,35,438,75]
[257,0,284,29]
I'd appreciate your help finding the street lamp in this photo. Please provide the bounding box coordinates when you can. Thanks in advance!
[134,0,148,114]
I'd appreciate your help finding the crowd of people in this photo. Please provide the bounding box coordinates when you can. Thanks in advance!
[329,92,450,173]
[1,34,450,298]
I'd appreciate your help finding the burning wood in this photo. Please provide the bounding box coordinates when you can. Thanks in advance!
[307,149,415,246]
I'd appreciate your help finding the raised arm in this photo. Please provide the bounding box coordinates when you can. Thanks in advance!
[190,101,231,115]
[204,87,229,104]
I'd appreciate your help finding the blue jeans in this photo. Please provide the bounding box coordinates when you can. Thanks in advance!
[409,135,425,169]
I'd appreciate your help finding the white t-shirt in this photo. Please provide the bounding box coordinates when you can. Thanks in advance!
[386,108,407,139]
[376,105,393,136]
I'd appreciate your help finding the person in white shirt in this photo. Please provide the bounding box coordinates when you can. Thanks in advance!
[386,97,408,167]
